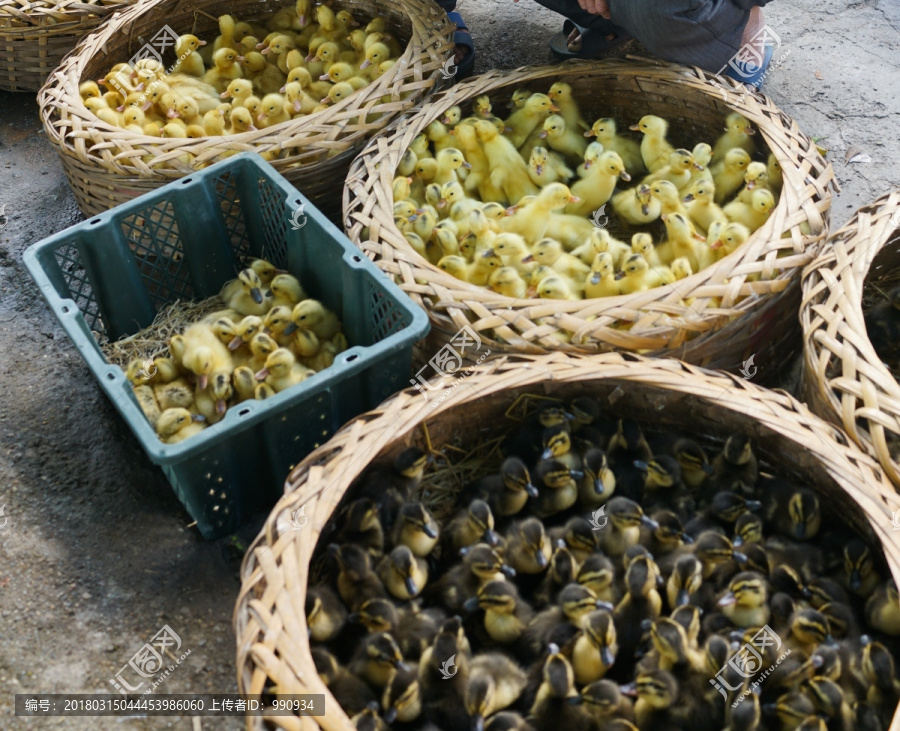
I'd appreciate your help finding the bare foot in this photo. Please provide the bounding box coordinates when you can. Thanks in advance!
[566,28,617,52]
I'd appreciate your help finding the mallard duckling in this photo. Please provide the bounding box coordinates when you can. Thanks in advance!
[839,538,879,597]
[571,608,618,685]
[437,543,514,612]
[765,486,821,541]
[577,680,636,727]
[527,583,610,656]
[578,447,616,508]
[264,273,305,310]
[533,459,581,517]
[637,457,695,521]
[156,407,206,443]
[392,502,439,557]
[712,112,757,164]
[336,497,384,556]
[444,499,499,554]
[627,669,680,730]
[465,653,529,729]
[717,571,770,628]
[709,434,758,496]
[865,579,900,635]
[724,187,776,233]
[666,554,703,609]
[506,517,552,575]
[313,648,378,717]
[377,545,428,600]
[418,616,470,721]
[612,182,662,226]
[614,555,663,675]
[467,457,538,518]
[463,579,534,645]
[787,607,831,657]
[586,117,645,176]
[567,150,631,217]
[573,554,616,606]
[305,584,346,642]
[692,530,748,582]
[710,148,752,204]
[349,631,407,690]
[381,663,423,725]
[860,639,900,719]
[630,115,675,172]
[330,542,386,610]
[683,178,728,235]
[529,648,593,731]
[231,365,256,403]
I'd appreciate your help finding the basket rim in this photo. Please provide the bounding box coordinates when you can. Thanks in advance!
[801,188,900,483]
[37,0,454,165]
[343,58,835,349]
[0,0,133,26]
[233,351,900,729]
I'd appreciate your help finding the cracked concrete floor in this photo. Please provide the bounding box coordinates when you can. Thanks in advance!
[0,0,898,728]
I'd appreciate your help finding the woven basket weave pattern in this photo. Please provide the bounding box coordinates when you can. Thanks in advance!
[38,0,453,218]
[343,59,834,378]
[801,189,900,486]
[234,352,900,730]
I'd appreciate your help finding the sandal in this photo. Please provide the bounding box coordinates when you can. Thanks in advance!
[446,11,475,81]
[549,19,632,60]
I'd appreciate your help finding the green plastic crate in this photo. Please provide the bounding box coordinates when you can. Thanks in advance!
[24,152,430,539]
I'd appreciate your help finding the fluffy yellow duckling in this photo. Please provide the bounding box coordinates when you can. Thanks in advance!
[491,233,536,276]
[181,322,233,390]
[210,14,238,60]
[710,148,752,204]
[648,181,688,217]
[172,34,207,77]
[488,266,529,298]
[263,305,297,348]
[79,80,102,100]
[283,66,331,101]
[232,366,258,402]
[157,76,220,114]
[683,178,728,235]
[585,116,645,176]
[567,150,631,217]
[84,97,122,127]
[657,212,711,272]
[313,4,346,44]
[527,146,574,187]
[474,120,540,205]
[247,332,279,373]
[642,148,696,192]
[290,299,342,340]
[584,252,620,298]
[360,41,391,75]
[615,254,664,294]
[577,141,605,179]
[437,254,502,286]
[121,107,150,135]
[723,188,775,233]
[227,315,265,361]
[533,238,591,280]
[472,94,493,119]
[540,114,588,166]
[630,232,664,269]
[256,92,291,128]
[322,81,356,107]
[611,183,661,226]
[630,115,674,172]
[689,142,713,185]
[736,161,770,204]
[223,267,269,316]
[153,376,194,411]
[260,33,297,75]
[499,182,576,242]
[313,40,355,69]
[434,148,471,187]
[201,106,227,136]
[203,48,244,93]
[265,273,306,310]
[256,347,312,392]
[157,408,207,444]
[227,106,257,134]
[670,257,694,280]
[503,93,559,149]
[711,112,757,164]
[242,52,286,95]
[537,275,580,300]
[547,81,589,133]
[282,82,318,116]
[571,228,630,267]
[766,153,783,195]
[194,372,233,424]
[321,62,367,89]
[708,221,750,260]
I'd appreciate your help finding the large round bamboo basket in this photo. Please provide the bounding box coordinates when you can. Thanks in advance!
[0,0,137,92]
[343,59,835,381]
[234,351,900,730]
[801,190,900,486]
[38,0,453,219]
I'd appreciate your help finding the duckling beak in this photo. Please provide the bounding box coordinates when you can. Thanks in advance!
[141,100,152,111]
[255,367,269,381]
[293,100,302,113]
[549,103,560,112]
[198,374,209,390]
[596,600,615,612]
[500,564,517,578]
[614,271,626,281]
[702,462,715,475]
[619,681,638,697]
[683,193,695,202]
[484,528,499,546]
[745,127,757,135]
[167,108,179,119]
[462,161,471,169]
[709,239,723,250]
[619,171,631,181]
[567,695,584,705]
[794,523,806,540]
[250,287,263,304]
[521,254,534,264]
[535,164,544,175]
[261,47,272,55]
[640,515,659,530]
[681,533,693,544]
[360,59,371,69]
[582,161,592,170]
[849,570,861,592]
[633,460,648,471]
[569,469,585,480]
[283,321,298,335]
[536,550,549,569]
[601,646,616,667]
[191,413,206,423]
[216,398,227,415]
[594,477,604,495]
[424,523,439,539]
[718,592,737,607]
[541,447,554,460]
[482,249,496,258]
[590,272,601,285]
[628,124,641,131]
[569,195,581,203]
[404,576,419,595]
[462,596,480,613]
[746,181,756,190]
[228,335,244,350]
[538,130,548,138]
[472,715,485,731]
[584,130,595,138]
[347,612,360,622]
[732,550,748,564]
[319,73,331,81]
[525,483,539,498]
[676,589,690,606]
[732,535,743,547]
[437,199,447,208]
[384,708,398,724]
[279,84,287,93]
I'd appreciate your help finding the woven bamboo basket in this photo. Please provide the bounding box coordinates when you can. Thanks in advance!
[234,351,900,730]
[801,190,900,487]
[343,59,835,380]
[37,0,453,219]
[0,0,138,92]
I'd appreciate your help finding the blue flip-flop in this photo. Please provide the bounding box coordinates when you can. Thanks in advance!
[446,11,475,81]
[722,42,775,89]
[549,19,632,60]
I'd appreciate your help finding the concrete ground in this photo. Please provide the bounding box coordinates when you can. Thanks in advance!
[0,0,898,728]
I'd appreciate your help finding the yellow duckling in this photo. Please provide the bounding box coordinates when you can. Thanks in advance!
[79,80,102,100]
[657,212,711,271]
[474,120,540,205]
[84,97,122,127]
[683,178,728,235]
[547,81,589,132]
[567,150,631,217]
[181,322,233,390]
[723,188,776,233]
[227,315,265,354]
[527,146,574,187]
[537,275,580,300]
[360,41,392,76]
[630,232,664,269]
[203,48,244,93]
[172,34,207,77]
[584,252,620,298]
[539,114,589,166]
[154,76,220,115]
[488,266,529,298]
[156,408,207,444]
[257,92,291,128]
[242,52,286,95]
[615,254,663,294]
[630,115,674,172]
[282,82,318,116]
[153,376,193,412]
[223,268,269,316]
[472,94,493,119]
[648,180,688,217]
[490,233,536,277]
[533,238,591,280]
[710,148,752,204]
[612,183,661,226]
[441,252,503,287]
[201,106,227,136]
[434,148,471,187]
[283,66,331,102]
[322,81,356,107]
[736,161,770,204]
[586,116,645,176]
[642,148,696,192]
[194,372,233,424]
[260,33,296,75]
[766,153,783,195]
[499,182,576,243]
[256,347,312,392]
[670,256,694,280]
[289,299,342,340]
[210,14,238,60]
[711,112,757,164]
[503,93,559,149]
[227,105,257,134]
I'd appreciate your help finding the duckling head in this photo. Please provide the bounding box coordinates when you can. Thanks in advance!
[598,151,630,180]
[750,187,776,215]
[263,306,293,338]
[615,254,650,281]
[156,407,205,439]
[501,456,538,498]
[382,665,421,725]
[718,571,769,609]
[462,543,512,580]
[581,141,604,168]
[711,491,761,523]
[517,517,550,569]
[629,115,668,137]
[668,555,703,607]
[684,178,715,203]
[330,542,372,579]
[580,679,623,716]
[578,554,616,595]
[668,148,695,172]
[744,161,768,189]
[386,545,422,596]
[311,646,340,684]
[695,530,747,567]
[529,146,550,174]
[722,434,754,465]
[861,640,896,689]
[710,222,750,253]
[539,114,566,140]
[650,617,688,665]
[801,677,844,719]
[843,539,873,594]
[397,501,439,540]
[786,488,821,540]
[724,111,756,137]
[290,299,327,331]
[392,446,429,479]
[351,597,399,634]
[607,496,658,531]
[256,347,296,381]
[488,266,526,297]
[463,499,499,546]
[365,631,406,671]
[692,142,712,169]
[344,497,381,532]
[214,47,244,69]
[624,554,661,598]
[637,456,682,489]
[630,669,677,709]
[582,448,611,496]
[734,512,764,547]
[324,82,355,106]
[723,147,752,171]
[536,276,575,300]
[790,608,831,646]
[469,578,519,615]
[560,583,608,622]
[465,673,496,727]
[583,609,618,665]
[540,424,572,460]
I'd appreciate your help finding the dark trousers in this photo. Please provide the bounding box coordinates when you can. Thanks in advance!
[531,0,752,73]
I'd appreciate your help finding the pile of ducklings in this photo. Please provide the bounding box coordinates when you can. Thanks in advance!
[79,2,402,146]
[395,85,784,301]
[306,396,900,730]
[125,258,345,444]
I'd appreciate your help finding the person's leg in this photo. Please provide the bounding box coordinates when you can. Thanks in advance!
[435,0,475,80]
[532,0,619,32]
[534,0,631,58]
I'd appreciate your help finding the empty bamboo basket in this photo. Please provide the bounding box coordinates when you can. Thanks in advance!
[38,0,453,219]
[234,351,899,729]
[343,59,835,381]
[801,189,900,486]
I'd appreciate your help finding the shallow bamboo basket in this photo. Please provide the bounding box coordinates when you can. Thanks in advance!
[801,190,900,487]
[234,351,900,730]
[38,0,453,219]
[0,0,137,92]
[343,59,835,380]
